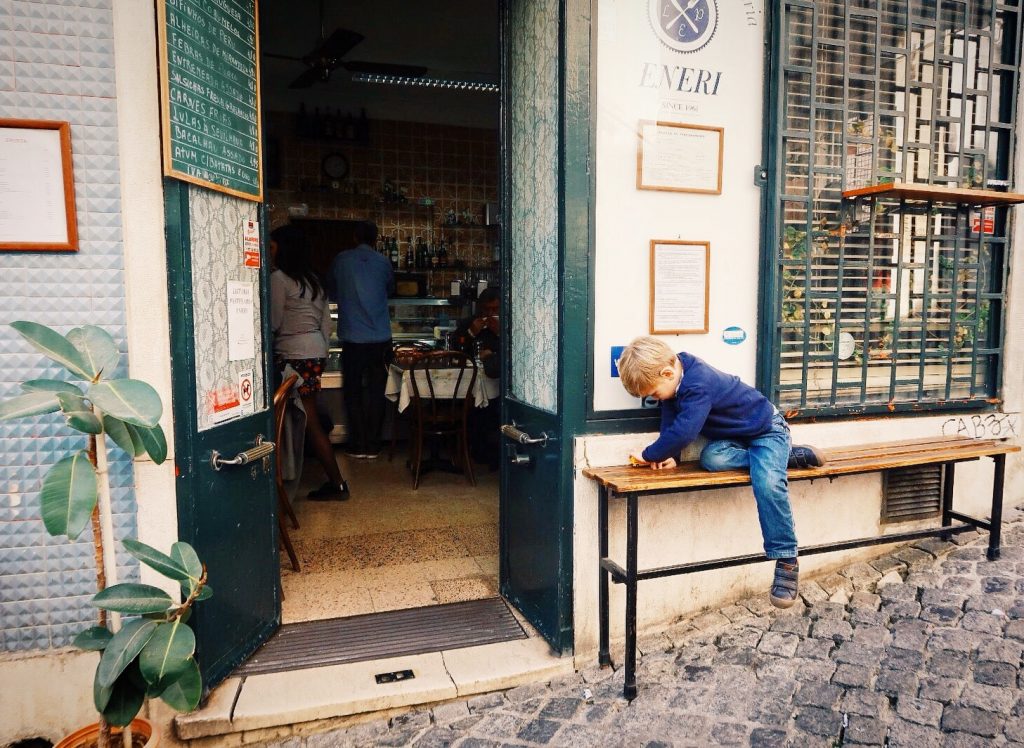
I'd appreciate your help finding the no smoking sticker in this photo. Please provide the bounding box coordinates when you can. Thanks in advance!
[238,369,255,415]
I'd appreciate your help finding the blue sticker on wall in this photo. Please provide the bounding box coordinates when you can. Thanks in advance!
[722,326,747,345]
[611,346,625,377]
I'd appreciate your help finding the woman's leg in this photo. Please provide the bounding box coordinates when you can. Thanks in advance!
[300,392,344,486]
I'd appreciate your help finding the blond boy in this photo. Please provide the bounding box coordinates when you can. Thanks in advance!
[617,336,826,608]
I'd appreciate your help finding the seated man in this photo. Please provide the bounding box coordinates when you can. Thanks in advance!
[454,288,500,468]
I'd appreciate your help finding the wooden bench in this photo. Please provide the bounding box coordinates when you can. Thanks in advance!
[582,436,1020,699]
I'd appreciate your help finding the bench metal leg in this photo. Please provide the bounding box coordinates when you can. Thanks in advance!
[624,492,638,700]
[940,461,955,541]
[598,484,611,668]
[988,453,1005,561]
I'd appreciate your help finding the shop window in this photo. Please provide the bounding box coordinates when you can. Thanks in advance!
[768,0,1021,414]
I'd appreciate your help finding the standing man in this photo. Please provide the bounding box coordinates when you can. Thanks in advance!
[330,221,393,459]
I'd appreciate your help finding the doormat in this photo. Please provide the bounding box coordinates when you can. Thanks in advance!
[233,597,527,676]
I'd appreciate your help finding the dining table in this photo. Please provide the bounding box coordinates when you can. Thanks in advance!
[384,363,499,412]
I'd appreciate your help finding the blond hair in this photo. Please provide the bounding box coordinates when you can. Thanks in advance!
[617,336,678,397]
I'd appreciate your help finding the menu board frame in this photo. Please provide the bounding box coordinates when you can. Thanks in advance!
[649,239,710,335]
[636,121,724,195]
[0,119,79,252]
[156,0,264,202]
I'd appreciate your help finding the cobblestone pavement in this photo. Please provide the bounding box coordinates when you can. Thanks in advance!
[267,507,1024,747]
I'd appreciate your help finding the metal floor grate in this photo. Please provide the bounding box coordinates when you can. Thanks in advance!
[233,597,527,676]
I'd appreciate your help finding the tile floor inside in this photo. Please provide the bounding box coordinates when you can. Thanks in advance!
[279,445,500,624]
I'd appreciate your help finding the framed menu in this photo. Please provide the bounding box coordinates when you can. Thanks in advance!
[650,240,710,335]
[0,119,78,251]
[637,121,723,194]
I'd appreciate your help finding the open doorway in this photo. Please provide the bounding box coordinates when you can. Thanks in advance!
[258,0,503,626]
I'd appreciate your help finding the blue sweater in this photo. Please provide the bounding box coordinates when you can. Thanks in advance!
[641,352,776,463]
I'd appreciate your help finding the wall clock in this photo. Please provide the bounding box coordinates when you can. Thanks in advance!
[322,152,349,180]
[649,0,719,54]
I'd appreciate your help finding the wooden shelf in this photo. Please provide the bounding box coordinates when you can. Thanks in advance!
[842,182,1024,206]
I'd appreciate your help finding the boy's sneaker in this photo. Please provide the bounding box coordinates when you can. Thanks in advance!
[770,560,799,609]
[788,444,827,469]
[307,481,350,501]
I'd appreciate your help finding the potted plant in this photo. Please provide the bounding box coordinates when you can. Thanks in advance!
[0,322,211,748]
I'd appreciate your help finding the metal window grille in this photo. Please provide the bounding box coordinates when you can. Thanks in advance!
[881,463,943,522]
[768,0,1022,415]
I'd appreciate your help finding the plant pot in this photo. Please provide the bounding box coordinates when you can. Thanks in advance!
[55,718,158,748]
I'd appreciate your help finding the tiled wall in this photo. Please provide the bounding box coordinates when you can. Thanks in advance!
[0,0,138,651]
[265,112,500,298]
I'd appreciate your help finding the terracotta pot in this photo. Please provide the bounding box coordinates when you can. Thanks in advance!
[55,718,158,748]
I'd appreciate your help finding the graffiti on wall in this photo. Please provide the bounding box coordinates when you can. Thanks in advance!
[941,413,1019,439]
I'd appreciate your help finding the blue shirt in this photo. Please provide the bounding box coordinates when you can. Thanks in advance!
[329,244,394,344]
[641,352,776,463]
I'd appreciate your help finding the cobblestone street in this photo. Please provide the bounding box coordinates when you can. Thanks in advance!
[266,506,1024,747]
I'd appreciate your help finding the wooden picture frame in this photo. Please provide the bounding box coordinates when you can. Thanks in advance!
[0,119,79,251]
[649,240,710,335]
[636,121,724,195]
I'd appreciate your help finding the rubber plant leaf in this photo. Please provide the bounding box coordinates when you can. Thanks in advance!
[10,321,93,380]
[97,618,159,688]
[67,325,120,380]
[74,626,113,651]
[91,583,174,615]
[101,665,147,727]
[21,379,84,395]
[103,415,145,457]
[170,542,204,591]
[56,392,102,435]
[40,451,98,540]
[159,657,202,712]
[0,391,60,421]
[140,619,196,687]
[123,538,191,582]
[126,421,168,465]
[88,379,162,428]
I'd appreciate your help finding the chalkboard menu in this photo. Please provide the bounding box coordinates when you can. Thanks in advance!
[157,0,263,201]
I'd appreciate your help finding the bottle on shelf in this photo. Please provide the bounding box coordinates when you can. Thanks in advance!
[390,237,400,269]
[430,242,439,268]
[406,237,414,270]
[438,241,448,268]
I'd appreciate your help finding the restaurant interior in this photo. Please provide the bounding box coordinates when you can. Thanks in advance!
[258,0,504,624]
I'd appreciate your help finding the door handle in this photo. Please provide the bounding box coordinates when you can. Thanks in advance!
[501,424,549,447]
[211,435,275,471]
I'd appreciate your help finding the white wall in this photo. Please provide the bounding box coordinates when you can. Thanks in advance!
[593,0,766,411]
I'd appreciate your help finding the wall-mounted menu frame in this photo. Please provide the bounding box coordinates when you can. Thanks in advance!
[157,0,263,201]
[0,119,79,251]
[649,240,710,335]
[636,121,723,195]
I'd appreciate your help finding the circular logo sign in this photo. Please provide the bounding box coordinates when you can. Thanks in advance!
[722,326,747,345]
[649,0,719,54]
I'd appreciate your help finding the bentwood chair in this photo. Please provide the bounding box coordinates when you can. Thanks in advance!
[387,344,427,461]
[273,374,300,572]
[407,351,478,489]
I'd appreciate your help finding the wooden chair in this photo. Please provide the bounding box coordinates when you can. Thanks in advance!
[273,374,300,572]
[388,345,427,461]
[407,351,478,489]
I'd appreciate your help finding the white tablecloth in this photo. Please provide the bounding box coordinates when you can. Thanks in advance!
[385,364,498,413]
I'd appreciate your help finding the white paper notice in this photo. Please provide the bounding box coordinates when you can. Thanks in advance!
[652,242,709,333]
[227,281,255,361]
[0,127,68,244]
[639,122,722,194]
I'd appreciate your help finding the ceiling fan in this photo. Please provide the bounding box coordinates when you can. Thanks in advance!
[263,0,427,89]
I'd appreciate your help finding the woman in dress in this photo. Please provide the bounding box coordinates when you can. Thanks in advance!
[270,224,349,500]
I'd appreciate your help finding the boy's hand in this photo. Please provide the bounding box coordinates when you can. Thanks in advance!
[651,457,677,470]
[628,453,648,467]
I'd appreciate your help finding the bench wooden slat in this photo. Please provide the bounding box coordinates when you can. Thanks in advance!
[582,437,1019,493]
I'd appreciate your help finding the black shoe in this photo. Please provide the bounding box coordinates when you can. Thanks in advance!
[788,444,827,469]
[307,481,350,501]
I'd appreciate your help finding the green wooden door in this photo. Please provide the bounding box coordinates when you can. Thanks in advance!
[165,183,279,691]
[500,0,573,654]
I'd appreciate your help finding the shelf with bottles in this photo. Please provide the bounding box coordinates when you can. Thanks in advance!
[295,104,371,145]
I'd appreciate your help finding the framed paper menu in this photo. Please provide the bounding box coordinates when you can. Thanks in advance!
[637,121,723,194]
[0,119,78,251]
[650,240,710,335]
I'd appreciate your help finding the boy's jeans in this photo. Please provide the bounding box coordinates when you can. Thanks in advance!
[698,411,798,560]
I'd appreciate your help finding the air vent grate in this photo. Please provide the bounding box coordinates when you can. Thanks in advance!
[881,464,943,523]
